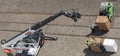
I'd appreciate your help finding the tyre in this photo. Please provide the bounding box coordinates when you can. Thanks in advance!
[1,39,6,44]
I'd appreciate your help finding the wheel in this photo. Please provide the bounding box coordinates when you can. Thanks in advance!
[1,39,6,44]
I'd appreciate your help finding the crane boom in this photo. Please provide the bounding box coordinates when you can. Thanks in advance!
[1,10,81,46]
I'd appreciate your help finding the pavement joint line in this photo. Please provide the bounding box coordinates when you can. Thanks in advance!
[0,12,119,17]
[48,33,120,39]
[0,21,120,30]
[0,29,22,32]
[42,33,120,39]
[46,33,86,37]
[0,21,35,24]
[0,30,120,39]
[0,12,53,15]
[0,29,120,39]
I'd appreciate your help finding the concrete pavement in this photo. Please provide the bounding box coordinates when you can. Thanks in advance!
[0,0,120,56]
[0,0,119,16]
[0,14,120,56]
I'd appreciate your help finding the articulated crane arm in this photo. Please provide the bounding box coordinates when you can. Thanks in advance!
[31,10,81,30]
[1,10,81,54]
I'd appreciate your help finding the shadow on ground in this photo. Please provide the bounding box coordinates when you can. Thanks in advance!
[83,48,115,56]
[87,26,108,37]
[7,53,13,56]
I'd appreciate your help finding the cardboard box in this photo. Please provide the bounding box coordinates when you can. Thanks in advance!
[89,37,103,52]
[90,37,103,43]
[90,37,102,52]
[90,43,102,52]
[96,16,111,30]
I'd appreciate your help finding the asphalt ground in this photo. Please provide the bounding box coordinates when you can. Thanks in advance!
[0,0,120,56]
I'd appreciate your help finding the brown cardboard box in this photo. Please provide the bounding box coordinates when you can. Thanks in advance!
[90,43,102,52]
[90,37,103,43]
[96,16,111,30]
[89,37,103,52]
